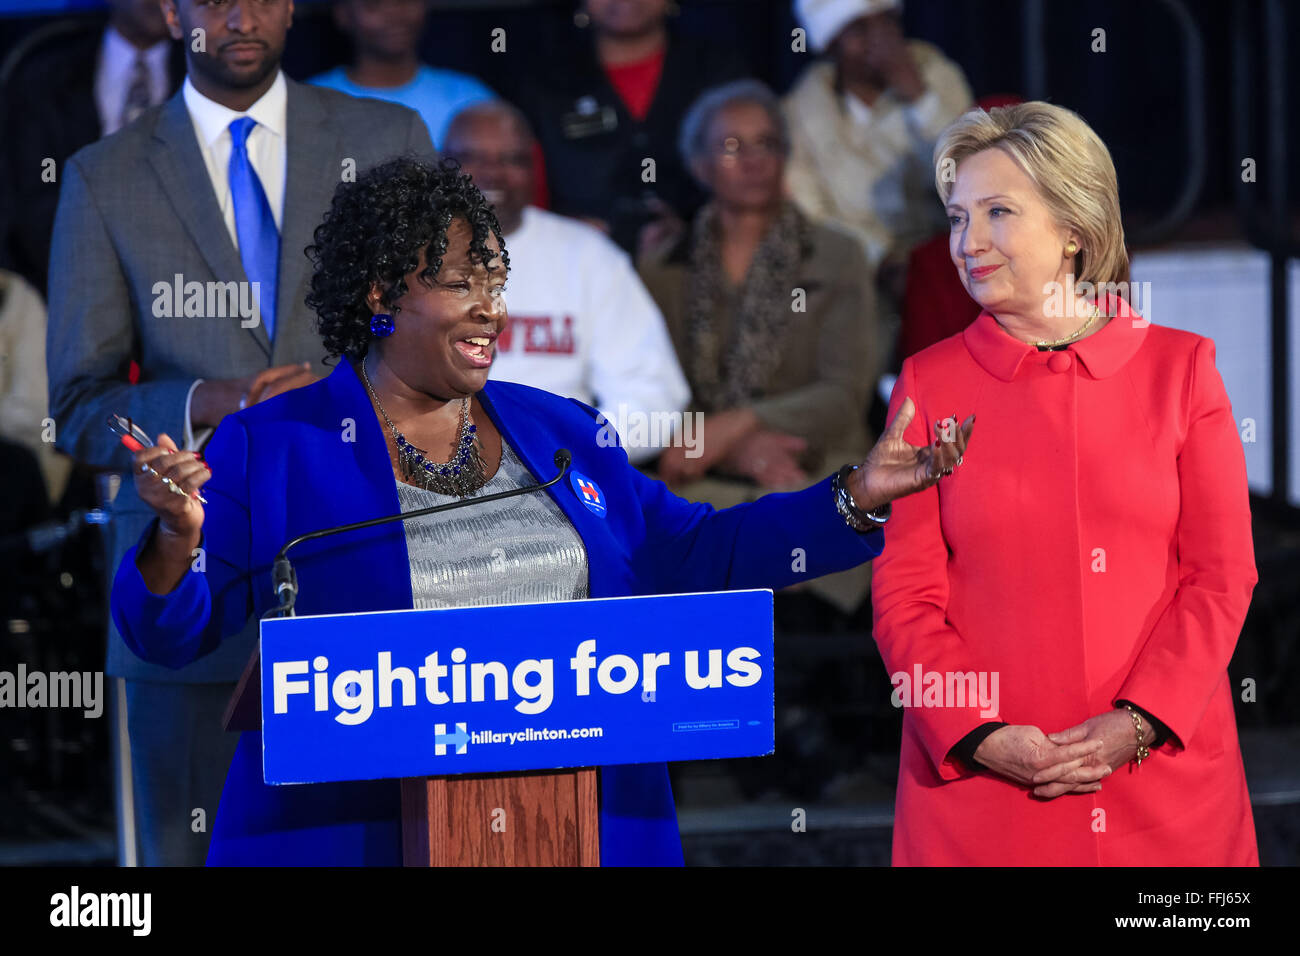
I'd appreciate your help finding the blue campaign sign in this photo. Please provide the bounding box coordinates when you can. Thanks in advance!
[259,589,774,785]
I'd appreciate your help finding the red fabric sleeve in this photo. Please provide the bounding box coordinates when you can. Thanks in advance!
[1115,337,1257,749]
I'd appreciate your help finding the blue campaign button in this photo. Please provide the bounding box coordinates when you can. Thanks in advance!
[569,471,607,518]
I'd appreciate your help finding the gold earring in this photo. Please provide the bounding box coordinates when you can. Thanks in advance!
[1064,240,1079,257]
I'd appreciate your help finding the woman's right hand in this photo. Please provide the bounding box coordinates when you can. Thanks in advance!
[132,433,211,596]
[133,433,210,539]
[972,724,1112,798]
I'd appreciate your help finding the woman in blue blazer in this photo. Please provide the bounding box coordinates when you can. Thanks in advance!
[111,158,971,866]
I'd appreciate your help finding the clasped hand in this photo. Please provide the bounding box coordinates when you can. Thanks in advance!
[972,710,1143,798]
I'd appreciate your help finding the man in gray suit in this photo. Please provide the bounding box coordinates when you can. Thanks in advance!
[46,0,434,865]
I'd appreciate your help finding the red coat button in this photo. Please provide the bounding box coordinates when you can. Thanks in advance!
[1048,352,1072,373]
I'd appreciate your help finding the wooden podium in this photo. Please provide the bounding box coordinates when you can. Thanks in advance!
[399,770,598,866]
[225,646,600,867]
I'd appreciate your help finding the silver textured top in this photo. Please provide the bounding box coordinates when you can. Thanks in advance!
[395,438,590,609]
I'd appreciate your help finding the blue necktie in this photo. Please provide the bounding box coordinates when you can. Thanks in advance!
[228,116,279,342]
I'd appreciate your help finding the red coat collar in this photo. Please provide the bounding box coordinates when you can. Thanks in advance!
[962,293,1147,382]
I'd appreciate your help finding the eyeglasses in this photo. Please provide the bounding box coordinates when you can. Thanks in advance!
[710,136,786,160]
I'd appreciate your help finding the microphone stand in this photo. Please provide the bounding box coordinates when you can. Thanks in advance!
[264,449,572,619]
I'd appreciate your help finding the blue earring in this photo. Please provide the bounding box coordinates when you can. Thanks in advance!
[370,313,395,337]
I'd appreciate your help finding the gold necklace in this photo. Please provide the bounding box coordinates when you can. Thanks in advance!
[1034,304,1102,349]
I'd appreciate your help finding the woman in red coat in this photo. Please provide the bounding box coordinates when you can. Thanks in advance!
[871,101,1258,865]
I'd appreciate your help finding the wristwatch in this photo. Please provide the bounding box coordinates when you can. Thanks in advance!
[834,464,890,532]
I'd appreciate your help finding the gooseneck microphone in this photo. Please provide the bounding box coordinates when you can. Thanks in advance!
[265,449,572,619]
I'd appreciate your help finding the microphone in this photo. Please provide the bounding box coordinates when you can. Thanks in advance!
[265,448,572,619]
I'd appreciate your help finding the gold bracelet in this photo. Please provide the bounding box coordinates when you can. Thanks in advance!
[1125,704,1150,767]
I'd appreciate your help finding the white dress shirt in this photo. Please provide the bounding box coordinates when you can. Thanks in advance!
[180,71,289,450]
[95,25,171,137]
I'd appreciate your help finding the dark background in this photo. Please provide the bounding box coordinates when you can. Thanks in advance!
[4,0,1297,248]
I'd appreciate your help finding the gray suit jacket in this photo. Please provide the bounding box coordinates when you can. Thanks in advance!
[47,75,434,682]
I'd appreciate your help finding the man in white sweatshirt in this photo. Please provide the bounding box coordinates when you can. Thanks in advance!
[443,101,690,465]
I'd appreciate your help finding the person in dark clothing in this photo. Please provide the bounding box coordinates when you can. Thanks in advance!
[511,0,749,257]
[0,0,184,295]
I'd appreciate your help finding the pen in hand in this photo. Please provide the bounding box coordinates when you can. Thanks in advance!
[108,414,209,505]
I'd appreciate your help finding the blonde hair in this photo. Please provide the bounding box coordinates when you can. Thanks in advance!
[933,101,1129,288]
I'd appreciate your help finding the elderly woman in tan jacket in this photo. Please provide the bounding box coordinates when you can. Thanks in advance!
[638,78,883,613]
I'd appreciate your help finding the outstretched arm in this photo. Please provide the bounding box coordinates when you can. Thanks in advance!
[588,385,969,597]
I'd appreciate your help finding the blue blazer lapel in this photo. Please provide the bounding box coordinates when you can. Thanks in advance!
[321,358,400,510]
[292,359,412,615]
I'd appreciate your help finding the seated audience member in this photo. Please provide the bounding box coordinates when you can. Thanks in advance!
[511,0,748,256]
[784,0,972,295]
[0,0,183,294]
[0,271,72,503]
[638,79,882,613]
[443,102,690,465]
[310,0,496,150]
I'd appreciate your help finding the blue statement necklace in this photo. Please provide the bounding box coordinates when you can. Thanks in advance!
[360,356,489,498]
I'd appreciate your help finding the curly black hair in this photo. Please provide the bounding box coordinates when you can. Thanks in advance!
[305,155,510,361]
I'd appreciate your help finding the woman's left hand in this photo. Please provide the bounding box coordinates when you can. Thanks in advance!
[847,396,974,511]
[1038,710,1142,797]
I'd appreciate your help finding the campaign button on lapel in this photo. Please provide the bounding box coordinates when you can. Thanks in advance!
[569,471,607,518]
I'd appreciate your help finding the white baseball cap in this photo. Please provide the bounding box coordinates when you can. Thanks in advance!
[794,0,903,53]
